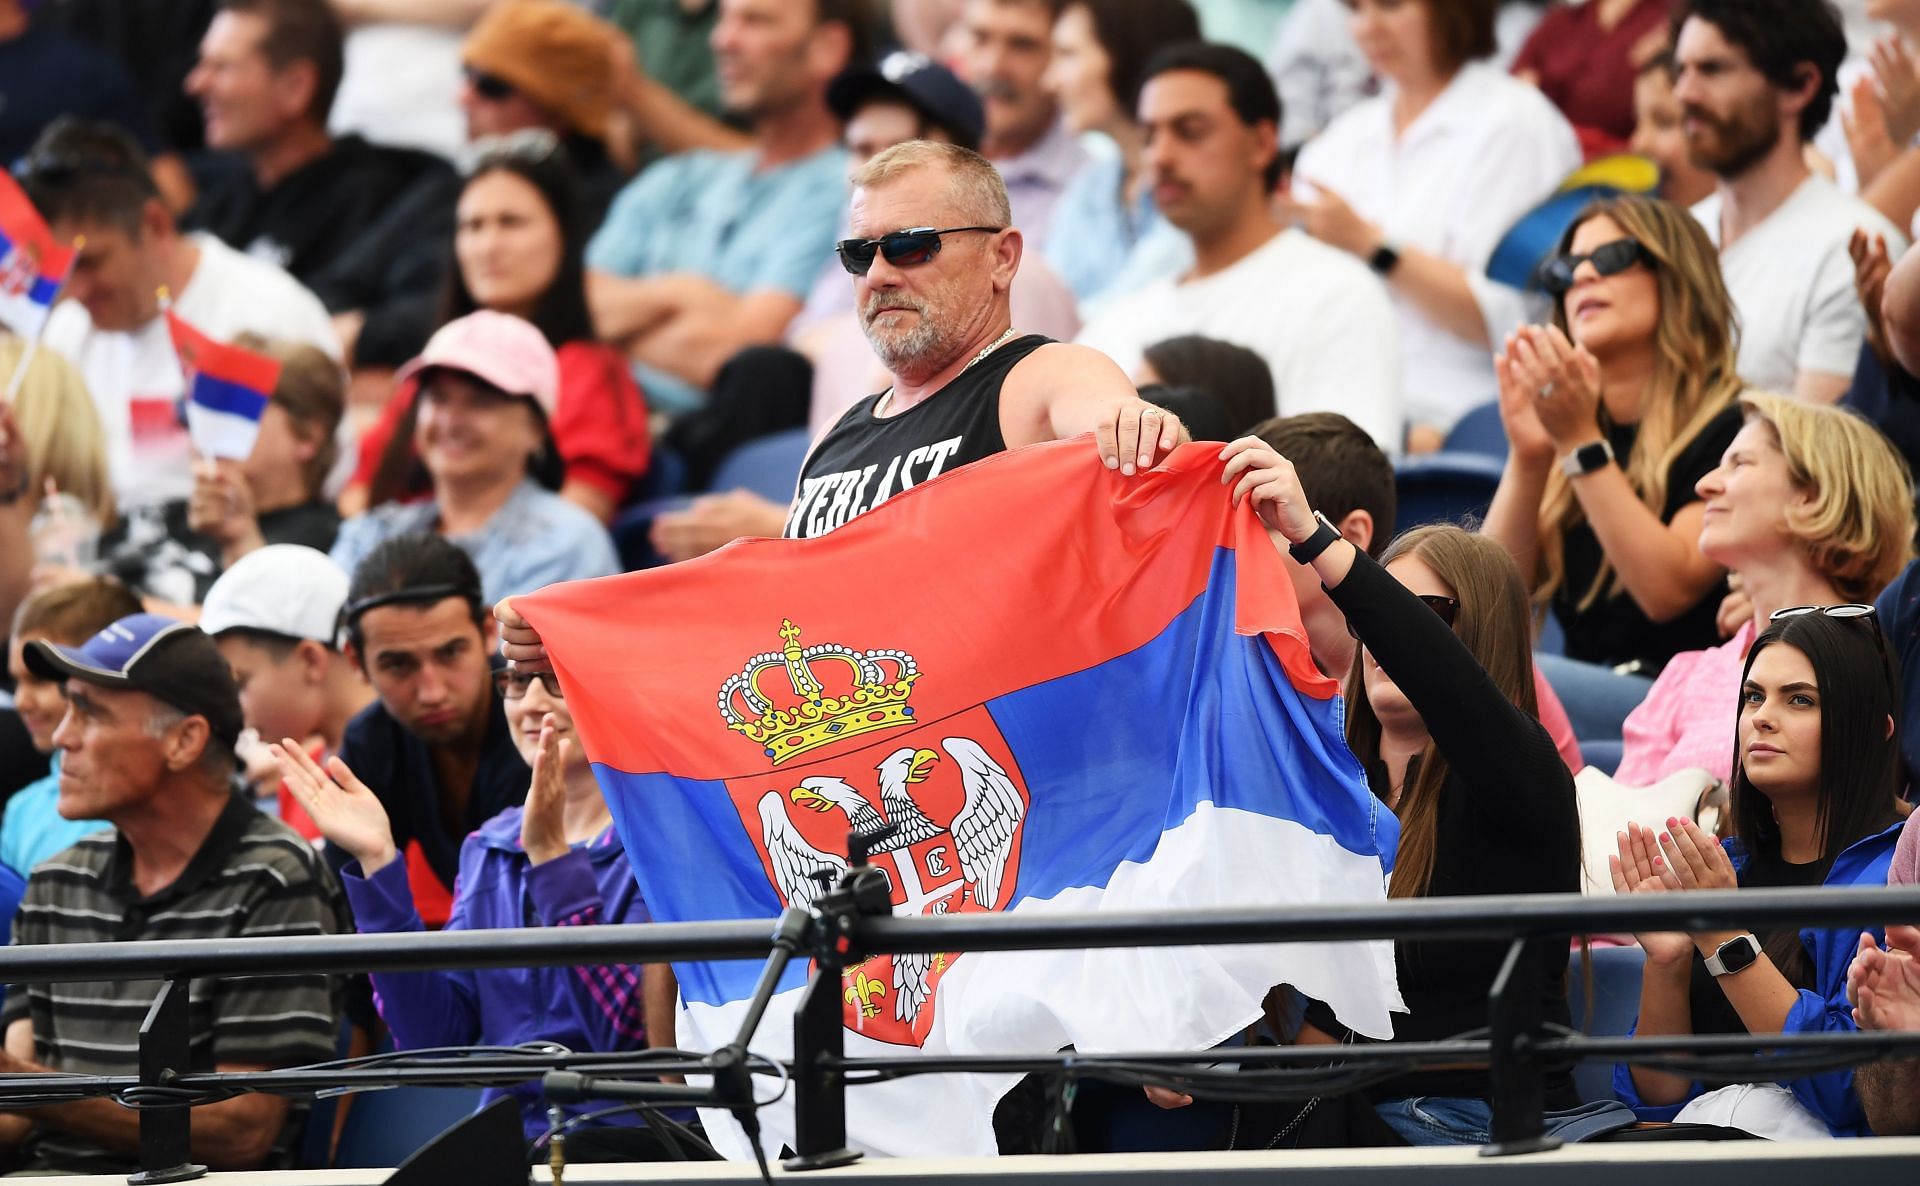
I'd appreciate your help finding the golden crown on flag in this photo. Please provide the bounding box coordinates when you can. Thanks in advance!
[718,620,920,764]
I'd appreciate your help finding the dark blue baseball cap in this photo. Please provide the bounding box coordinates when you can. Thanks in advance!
[25,613,244,752]
[827,51,985,152]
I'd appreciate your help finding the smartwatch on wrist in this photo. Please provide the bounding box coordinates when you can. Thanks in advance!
[1289,511,1342,564]
[1367,239,1401,276]
[1560,438,1615,479]
[1704,933,1763,978]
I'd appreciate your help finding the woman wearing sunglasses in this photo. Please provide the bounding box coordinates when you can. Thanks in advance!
[1484,195,1748,741]
[345,137,652,526]
[1614,396,1915,787]
[1612,608,1908,1138]
[1213,437,1616,1146]
[271,664,685,1161]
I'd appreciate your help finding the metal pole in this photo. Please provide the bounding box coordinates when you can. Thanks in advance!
[126,978,205,1185]
[1481,939,1558,1158]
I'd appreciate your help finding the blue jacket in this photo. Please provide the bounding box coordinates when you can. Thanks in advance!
[1613,820,1903,1136]
[339,806,653,1142]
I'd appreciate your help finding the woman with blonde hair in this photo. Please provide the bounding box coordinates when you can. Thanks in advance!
[0,334,113,629]
[1614,396,1915,785]
[1485,195,1748,738]
[1202,439,1611,1146]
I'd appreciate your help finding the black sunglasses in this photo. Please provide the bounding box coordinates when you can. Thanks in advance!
[1541,237,1652,296]
[464,67,517,102]
[495,667,564,701]
[835,225,1002,275]
[1349,594,1459,639]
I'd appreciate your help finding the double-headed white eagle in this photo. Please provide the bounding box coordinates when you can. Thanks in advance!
[757,738,1025,1023]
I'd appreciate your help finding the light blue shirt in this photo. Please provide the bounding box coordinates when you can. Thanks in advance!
[1043,152,1192,321]
[587,145,849,412]
[0,756,109,877]
[330,479,620,605]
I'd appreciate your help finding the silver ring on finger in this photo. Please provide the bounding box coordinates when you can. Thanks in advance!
[1539,381,1556,398]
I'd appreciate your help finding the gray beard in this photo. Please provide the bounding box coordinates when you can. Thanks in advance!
[860,295,960,374]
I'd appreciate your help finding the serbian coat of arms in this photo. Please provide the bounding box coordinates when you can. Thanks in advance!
[717,620,1030,1047]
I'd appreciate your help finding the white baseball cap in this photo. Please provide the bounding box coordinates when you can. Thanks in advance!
[200,545,351,646]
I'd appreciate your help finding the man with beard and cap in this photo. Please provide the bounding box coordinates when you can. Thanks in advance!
[1675,0,1905,403]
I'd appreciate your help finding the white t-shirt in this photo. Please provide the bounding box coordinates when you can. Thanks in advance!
[1293,61,1581,434]
[328,25,466,162]
[1693,175,1907,393]
[44,233,342,509]
[1076,228,1403,453]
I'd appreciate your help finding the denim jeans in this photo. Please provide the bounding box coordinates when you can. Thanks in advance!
[1375,1096,1636,1147]
[1533,652,1655,742]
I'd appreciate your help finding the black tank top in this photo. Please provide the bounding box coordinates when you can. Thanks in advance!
[784,334,1052,539]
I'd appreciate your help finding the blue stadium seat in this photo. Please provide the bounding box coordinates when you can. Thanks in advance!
[707,427,811,502]
[1394,452,1506,531]
[1443,401,1508,460]
[1565,944,1646,1105]
[1580,739,1625,775]
[331,1086,488,1169]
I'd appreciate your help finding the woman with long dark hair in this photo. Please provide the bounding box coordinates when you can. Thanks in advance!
[347,134,649,524]
[1613,610,1908,1138]
[1207,436,1616,1146]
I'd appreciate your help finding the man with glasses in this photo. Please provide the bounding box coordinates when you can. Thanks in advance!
[1674,0,1906,402]
[200,545,375,836]
[333,532,527,924]
[24,118,340,511]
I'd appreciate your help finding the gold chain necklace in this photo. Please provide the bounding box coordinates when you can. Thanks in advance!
[877,326,1019,416]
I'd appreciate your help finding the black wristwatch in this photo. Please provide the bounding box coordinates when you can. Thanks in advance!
[1367,239,1401,276]
[1705,933,1762,978]
[1560,438,1615,479]
[1289,511,1342,564]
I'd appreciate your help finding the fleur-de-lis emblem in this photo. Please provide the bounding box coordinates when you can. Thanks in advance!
[843,969,887,1019]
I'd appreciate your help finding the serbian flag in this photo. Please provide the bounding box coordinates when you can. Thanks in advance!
[0,172,74,340]
[517,438,1402,1158]
[165,310,281,460]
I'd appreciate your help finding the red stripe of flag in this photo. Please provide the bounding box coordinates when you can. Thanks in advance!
[0,172,75,281]
[164,309,281,397]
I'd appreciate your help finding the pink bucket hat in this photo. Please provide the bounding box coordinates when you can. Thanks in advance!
[396,310,560,418]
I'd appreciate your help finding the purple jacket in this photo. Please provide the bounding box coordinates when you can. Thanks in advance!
[340,806,652,1142]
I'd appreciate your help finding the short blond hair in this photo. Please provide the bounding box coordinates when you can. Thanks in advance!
[849,140,1013,229]
[1741,393,1915,603]
[1,333,114,529]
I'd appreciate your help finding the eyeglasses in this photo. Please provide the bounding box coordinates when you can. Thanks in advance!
[1769,603,1877,622]
[1349,594,1459,639]
[470,127,562,173]
[464,67,517,102]
[835,226,1003,275]
[1540,238,1652,296]
[495,667,564,701]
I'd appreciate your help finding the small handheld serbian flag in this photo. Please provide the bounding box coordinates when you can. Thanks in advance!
[0,172,75,340]
[165,310,281,460]
[518,438,1403,1159]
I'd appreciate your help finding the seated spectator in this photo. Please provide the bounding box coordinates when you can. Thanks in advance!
[1208,440,1608,1146]
[0,0,154,167]
[1632,52,1717,209]
[200,544,375,838]
[1878,556,1920,794]
[0,579,142,879]
[586,0,861,414]
[1286,0,1580,451]
[956,0,1089,254]
[1254,411,1584,770]
[79,334,347,609]
[183,0,459,372]
[1484,196,1746,739]
[346,142,651,526]
[1847,909,1920,1134]
[1512,0,1673,158]
[1616,395,1914,786]
[330,313,621,605]
[1077,43,1404,453]
[1613,609,1907,1138]
[274,665,678,1157]
[1676,0,1906,402]
[23,117,340,510]
[1040,0,1199,315]
[0,336,114,632]
[1843,226,1920,477]
[3,613,346,1173]
[459,0,628,229]
[1136,334,1278,434]
[334,533,530,922]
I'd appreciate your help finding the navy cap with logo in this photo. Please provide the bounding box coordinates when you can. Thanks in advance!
[24,613,245,754]
[827,52,986,152]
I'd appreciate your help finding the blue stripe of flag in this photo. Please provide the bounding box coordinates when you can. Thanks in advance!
[190,373,269,422]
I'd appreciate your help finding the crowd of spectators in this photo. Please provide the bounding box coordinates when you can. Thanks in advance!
[6,0,1920,1170]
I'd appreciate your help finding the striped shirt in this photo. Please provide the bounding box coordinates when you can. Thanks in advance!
[2,792,348,1174]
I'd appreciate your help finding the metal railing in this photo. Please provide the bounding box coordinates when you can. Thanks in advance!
[5,882,1920,1182]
